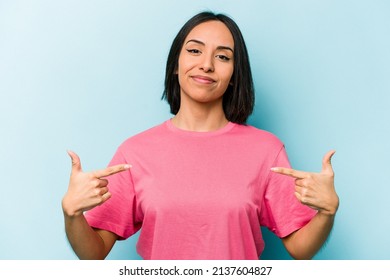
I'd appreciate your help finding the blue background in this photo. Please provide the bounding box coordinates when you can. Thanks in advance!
[1,0,389,260]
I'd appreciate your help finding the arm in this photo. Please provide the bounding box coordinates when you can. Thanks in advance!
[272,150,339,259]
[62,208,118,260]
[281,211,336,259]
[62,151,131,259]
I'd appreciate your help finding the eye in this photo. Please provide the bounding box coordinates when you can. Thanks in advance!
[186,49,201,54]
[216,55,230,61]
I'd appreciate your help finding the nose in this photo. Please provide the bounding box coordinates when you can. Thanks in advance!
[199,53,214,72]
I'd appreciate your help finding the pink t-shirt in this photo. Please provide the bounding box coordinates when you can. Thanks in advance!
[85,120,316,259]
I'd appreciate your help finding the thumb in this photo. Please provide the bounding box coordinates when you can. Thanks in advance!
[67,150,82,173]
[322,150,336,174]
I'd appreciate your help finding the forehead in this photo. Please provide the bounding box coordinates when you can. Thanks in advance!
[185,20,234,47]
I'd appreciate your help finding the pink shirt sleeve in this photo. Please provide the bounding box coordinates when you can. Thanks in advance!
[260,147,317,238]
[84,149,141,239]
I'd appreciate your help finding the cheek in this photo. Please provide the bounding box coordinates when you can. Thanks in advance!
[222,66,234,84]
[178,55,195,74]
[176,61,188,88]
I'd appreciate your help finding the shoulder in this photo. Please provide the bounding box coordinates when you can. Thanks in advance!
[117,121,169,150]
[232,123,284,147]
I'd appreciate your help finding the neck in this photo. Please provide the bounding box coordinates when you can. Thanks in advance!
[171,99,228,132]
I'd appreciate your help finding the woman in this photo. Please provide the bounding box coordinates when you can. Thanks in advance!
[62,11,339,260]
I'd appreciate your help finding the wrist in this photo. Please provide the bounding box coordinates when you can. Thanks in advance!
[320,194,339,216]
[318,209,337,218]
[62,196,83,217]
[318,204,338,217]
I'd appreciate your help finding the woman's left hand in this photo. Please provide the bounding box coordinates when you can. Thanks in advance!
[271,150,339,216]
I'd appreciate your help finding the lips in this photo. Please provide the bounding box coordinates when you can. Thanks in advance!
[191,75,216,84]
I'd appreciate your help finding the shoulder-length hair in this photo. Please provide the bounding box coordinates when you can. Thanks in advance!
[162,11,254,124]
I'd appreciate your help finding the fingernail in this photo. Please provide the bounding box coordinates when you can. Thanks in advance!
[124,164,132,169]
[270,167,278,172]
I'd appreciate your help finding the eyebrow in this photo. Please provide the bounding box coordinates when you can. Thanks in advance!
[185,39,234,53]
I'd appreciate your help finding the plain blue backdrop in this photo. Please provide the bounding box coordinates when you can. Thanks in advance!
[0,0,389,260]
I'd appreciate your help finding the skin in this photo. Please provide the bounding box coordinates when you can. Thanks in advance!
[274,150,339,259]
[62,151,129,259]
[172,20,234,132]
[62,20,339,260]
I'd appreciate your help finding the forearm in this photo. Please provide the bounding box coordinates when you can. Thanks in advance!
[63,211,108,260]
[62,151,127,259]
[283,212,335,259]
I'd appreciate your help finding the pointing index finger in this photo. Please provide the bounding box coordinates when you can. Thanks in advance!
[93,164,132,179]
[271,167,307,179]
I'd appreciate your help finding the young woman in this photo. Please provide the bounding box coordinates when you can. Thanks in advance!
[62,12,339,260]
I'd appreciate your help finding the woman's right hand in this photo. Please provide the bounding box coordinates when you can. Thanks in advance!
[62,150,131,217]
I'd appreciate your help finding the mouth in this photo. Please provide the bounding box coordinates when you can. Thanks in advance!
[191,75,216,84]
